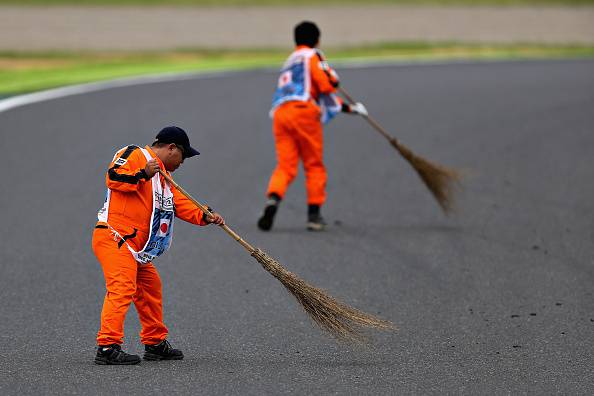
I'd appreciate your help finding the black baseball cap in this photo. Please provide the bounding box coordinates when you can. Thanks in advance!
[153,126,200,159]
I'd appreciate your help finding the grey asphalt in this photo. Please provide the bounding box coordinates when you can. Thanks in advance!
[0,59,593,394]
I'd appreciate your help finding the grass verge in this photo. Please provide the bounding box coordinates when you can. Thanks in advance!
[1,43,593,96]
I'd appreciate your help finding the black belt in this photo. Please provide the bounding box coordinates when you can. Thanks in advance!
[117,229,138,249]
[95,224,137,249]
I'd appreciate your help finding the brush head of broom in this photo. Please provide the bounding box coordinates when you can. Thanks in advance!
[251,248,395,343]
[390,138,461,214]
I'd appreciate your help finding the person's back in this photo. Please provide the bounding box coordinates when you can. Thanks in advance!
[258,21,367,232]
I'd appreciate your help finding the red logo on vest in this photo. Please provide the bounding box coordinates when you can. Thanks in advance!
[158,219,170,237]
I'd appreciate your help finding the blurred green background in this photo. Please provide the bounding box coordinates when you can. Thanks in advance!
[1,0,593,97]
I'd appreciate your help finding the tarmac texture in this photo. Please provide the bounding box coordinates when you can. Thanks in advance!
[0,59,593,394]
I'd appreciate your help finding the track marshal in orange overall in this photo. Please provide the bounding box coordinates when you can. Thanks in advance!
[92,126,224,365]
[258,21,368,231]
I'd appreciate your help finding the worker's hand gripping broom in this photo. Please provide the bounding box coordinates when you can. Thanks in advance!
[159,170,394,342]
[340,87,461,214]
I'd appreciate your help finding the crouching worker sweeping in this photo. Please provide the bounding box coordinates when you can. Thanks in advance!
[92,126,224,365]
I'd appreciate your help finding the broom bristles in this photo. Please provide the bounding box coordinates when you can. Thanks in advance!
[251,248,395,342]
[391,138,461,214]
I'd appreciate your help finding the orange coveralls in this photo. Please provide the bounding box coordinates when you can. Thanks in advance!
[266,45,341,206]
[93,145,206,346]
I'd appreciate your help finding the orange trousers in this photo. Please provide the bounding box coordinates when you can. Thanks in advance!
[267,102,327,206]
[92,226,168,346]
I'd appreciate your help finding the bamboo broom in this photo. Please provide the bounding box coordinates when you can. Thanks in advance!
[340,87,461,214]
[159,170,394,342]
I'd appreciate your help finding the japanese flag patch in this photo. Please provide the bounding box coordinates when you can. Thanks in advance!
[158,219,170,237]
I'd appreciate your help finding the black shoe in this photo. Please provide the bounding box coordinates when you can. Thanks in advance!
[143,339,184,361]
[307,214,327,231]
[257,198,279,231]
[95,344,141,365]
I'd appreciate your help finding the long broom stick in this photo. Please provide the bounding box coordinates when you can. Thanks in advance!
[159,170,394,342]
[339,87,461,214]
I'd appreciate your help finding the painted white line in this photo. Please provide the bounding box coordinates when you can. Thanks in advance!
[0,69,244,114]
[0,57,562,114]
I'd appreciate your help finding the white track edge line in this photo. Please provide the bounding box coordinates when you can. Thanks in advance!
[0,57,571,114]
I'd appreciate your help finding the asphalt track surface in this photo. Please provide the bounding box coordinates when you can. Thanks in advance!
[0,59,593,394]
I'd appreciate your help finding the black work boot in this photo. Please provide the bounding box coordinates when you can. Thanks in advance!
[306,205,326,231]
[257,194,281,231]
[143,339,184,361]
[95,344,141,365]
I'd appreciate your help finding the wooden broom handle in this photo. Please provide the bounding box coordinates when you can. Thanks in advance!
[338,87,399,145]
[158,170,256,254]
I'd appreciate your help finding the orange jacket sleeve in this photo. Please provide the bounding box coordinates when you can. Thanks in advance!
[171,182,208,226]
[105,146,151,192]
[309,51,340,96]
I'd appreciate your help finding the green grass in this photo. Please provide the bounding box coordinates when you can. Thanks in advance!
[1,43,593,96]
[1,0,593,5]
[0,51,284,95]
